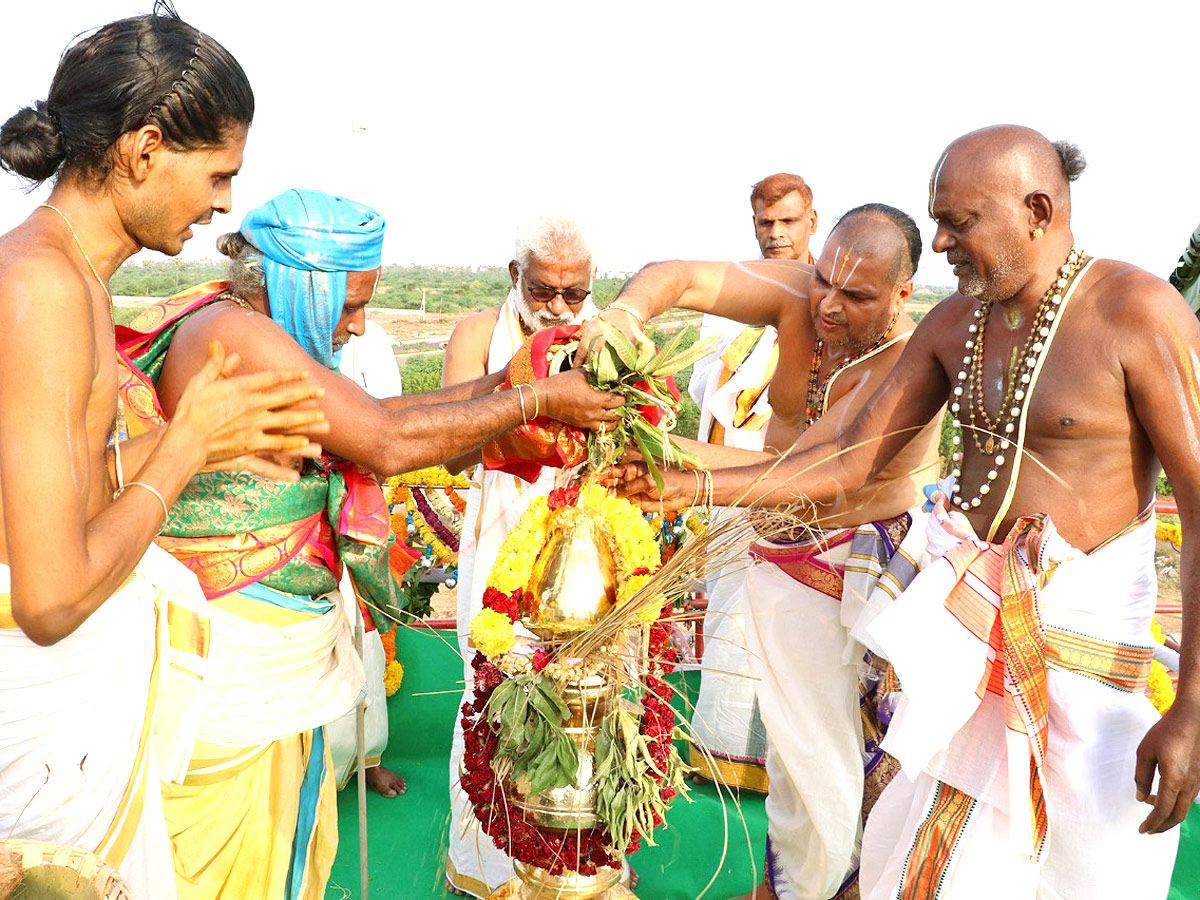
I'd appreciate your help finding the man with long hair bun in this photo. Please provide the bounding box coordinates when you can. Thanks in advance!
[0,6,326,897]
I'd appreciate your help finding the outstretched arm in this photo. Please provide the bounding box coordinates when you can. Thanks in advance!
[617,307,950,512]
[159,309,623,477]
[576,259,814,358]
[1121,275,1200,833]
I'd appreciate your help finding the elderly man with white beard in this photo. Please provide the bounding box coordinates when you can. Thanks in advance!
[441,214,600,898]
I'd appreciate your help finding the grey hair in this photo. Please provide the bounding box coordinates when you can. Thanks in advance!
[514,214,593,272]
[1052,139,1086,183]
[216,231,265,297]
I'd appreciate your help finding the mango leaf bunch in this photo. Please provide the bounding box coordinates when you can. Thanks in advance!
[485,672,579,798]
[572,319,715,490]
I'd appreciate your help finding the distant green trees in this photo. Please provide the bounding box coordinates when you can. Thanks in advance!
[109,260,629,313]
[111,261,225,296]
[372,267,626,313]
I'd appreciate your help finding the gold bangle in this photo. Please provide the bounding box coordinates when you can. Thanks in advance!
[118,480,170,522]
[528,383,541,420]
[692,470,703,508]
[603,302,647,329]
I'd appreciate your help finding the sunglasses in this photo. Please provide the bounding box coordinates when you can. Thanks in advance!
[525,285,591,306]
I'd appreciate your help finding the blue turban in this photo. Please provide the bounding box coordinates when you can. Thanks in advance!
[240,189,386,368]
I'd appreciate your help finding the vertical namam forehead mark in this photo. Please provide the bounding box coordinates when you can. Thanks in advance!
[829,244,864,291]
[929,149,951,217]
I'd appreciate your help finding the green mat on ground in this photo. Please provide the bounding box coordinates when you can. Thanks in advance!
[327,628,1199,899]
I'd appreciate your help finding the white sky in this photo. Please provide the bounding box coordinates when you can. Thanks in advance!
[2,0,1199,285]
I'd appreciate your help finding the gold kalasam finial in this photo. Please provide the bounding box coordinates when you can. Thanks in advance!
[522,506,618,639]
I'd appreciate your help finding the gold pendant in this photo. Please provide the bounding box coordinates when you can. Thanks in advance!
[984,437,996,454]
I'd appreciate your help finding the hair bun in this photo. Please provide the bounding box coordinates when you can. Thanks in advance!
[216,231,250,258]
[0,101,65,182]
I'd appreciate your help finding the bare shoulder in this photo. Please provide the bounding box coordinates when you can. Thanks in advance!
[906,290,975,351]
[449,305,502,343]
[0,226,96,371]
[1084,258,1187,321]
[445,304,502,359]
[1084,258,1200,343]
[0,225,92,321]
[172,302,313,373]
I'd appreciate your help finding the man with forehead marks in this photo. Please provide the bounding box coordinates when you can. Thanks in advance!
[588,205,943,899]
[615,126,1198,898]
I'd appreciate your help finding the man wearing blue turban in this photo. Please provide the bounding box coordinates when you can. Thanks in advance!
[116,189,622,900]
[241,188,386,368]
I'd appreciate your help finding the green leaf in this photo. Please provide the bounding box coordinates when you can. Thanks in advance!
[537,679,571,720]
[631,424,666,495]
[636,339,655,371]
[594,319,640,371]
[594,346,619,385]
[648,335,719,377]
[655,324,690,365]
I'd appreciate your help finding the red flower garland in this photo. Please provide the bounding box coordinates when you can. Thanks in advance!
[461,581,681,872]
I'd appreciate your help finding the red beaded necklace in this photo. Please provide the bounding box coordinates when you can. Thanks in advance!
[803,314,899,425]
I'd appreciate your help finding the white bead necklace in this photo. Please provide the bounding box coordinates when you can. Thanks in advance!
[947,247,1088,511]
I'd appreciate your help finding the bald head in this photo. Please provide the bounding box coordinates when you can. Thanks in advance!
[933,125,1084,220]
[929,125,1084,303]
[829,204,922,284]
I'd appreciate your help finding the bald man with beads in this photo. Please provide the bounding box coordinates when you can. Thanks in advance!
[591,205,942,900]
[610,126,1198,900]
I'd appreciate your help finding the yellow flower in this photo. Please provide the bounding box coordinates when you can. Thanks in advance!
[618,574,652,605]
[383,659,405,697]
[390,466,471,490]
[1148,660,1176,714]
[1151,618,1166,645]
[471,608,517,659]
[1156,520,1182,548]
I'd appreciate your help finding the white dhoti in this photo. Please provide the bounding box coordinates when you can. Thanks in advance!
[747,513,927,900]
[0,545,210,900]
[688,318,778,790]
[327,581,390,787]
[860,508,1179,900]
[327,323,406,785]
[689,543,770,790]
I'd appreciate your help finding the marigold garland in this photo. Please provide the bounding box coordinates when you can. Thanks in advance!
[384,468,470,569]
[390,466,471,490]
[389,483,460,567]
[1149,617,1177,714]
[471,482,660,655]
[1156,519,1182,548]
[383,659,405,697]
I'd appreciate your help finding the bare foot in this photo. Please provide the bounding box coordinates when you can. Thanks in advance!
[629,864,638,890]
[444,876,467,896]
[365,764,406,798]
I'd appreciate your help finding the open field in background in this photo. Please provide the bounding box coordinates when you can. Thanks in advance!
[112,261,956,441]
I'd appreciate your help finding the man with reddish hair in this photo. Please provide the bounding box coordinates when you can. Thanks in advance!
[686,172,820,796]
[751,172,818,261]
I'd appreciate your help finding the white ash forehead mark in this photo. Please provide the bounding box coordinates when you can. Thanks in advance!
[929,150,951,218]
